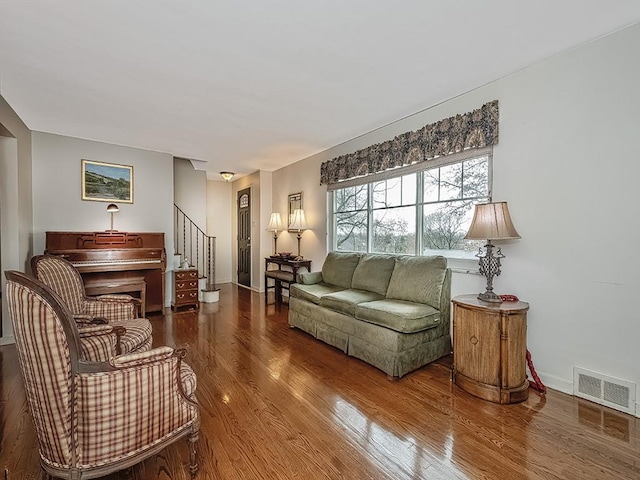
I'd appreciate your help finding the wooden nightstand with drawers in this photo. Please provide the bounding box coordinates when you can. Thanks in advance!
[172,268,199,311]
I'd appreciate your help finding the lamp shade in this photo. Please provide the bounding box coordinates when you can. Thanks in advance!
[106,203,119,213]
[465,202,520,240]
[289,209,308,231]
[266,212,284,231]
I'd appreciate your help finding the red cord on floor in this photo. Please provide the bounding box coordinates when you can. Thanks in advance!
[526,350,547,395]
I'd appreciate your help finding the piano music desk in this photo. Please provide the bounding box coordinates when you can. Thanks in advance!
[84,276,147,318]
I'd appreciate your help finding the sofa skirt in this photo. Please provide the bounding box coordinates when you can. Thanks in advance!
[288,296,451,378]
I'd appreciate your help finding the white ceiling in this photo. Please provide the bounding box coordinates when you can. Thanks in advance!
[1,1,640,180]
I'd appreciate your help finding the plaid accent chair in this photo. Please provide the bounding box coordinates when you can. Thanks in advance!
[31,254,153,361]
[5,270,200,479]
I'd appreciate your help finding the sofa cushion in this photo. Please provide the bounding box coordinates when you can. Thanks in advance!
[355,299,441,334]
[321,252,361,289]
[319,289,384,316]
[351,254,396,296]
[386,255,447,309]
[290,283,345,305]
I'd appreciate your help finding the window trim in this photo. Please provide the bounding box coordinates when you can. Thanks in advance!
[326,146,493,191]
[328,147,493,262]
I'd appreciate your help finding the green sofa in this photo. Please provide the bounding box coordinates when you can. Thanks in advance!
[288,251,451,378]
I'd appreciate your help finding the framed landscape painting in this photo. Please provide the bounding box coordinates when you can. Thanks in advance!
[81,159,133,203]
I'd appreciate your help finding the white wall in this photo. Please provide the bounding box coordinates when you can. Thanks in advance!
[258,170,273,292]
[174,157,207,230]
[271,159,326,268]
[174,156,209,279]
[0,94,33,345]
[31,132,175,306]
[206,180,233,284]
[273,23,640,408]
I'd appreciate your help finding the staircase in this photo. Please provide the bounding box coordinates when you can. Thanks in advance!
[174,204,218,301]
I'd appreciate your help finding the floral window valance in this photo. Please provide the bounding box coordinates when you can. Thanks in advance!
[320,100,499,185]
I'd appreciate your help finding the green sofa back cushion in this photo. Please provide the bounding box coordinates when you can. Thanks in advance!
[386,255,447,308]
[322,252,361,289]
[351,254,396,296]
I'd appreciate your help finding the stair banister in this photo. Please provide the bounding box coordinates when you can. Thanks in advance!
[174,204,217,292]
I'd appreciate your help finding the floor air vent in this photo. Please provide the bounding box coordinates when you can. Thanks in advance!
[573,367,636,416]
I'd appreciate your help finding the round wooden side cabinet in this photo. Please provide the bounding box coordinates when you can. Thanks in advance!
[452,295,530,404]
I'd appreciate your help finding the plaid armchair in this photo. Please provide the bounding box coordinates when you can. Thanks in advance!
[5,270,200,479]
[31,254,153,361]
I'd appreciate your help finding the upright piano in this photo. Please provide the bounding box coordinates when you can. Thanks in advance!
[45,231,166,313]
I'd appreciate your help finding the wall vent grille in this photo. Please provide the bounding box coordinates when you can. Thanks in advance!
[573,367,636,416]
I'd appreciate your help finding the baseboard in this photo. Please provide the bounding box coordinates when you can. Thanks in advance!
[0,335,15,346]
[233,281,259,293]
[538,372,573,396]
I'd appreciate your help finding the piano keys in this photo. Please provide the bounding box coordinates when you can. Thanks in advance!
[45,231,167,313]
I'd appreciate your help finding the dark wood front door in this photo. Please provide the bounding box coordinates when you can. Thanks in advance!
[237,188,251,287]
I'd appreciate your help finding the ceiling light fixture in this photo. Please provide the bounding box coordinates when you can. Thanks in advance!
[220,171,235,182]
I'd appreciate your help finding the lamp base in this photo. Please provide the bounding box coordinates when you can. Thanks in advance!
[475,241,504,304]
[477,291,502,303]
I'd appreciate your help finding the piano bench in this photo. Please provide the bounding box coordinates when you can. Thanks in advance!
[84,276,147,318]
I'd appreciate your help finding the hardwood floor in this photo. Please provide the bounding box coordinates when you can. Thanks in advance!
[1,283,639,479]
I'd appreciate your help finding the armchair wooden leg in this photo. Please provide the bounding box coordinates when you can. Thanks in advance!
[188,431,199,477]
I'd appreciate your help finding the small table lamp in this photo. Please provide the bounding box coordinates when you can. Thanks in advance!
[266,212,284,255]
[464,202,520,303]
[106,203,119,232]
[289,209,308,257]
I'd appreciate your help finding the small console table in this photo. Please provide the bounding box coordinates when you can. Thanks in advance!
[452,295,530,404]
[264,257,311,305]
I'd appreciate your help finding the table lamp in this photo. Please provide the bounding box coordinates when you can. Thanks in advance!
[266,212,284,255]
[289,209,308,257]
[106,203,119,232]
[464,201,520,303]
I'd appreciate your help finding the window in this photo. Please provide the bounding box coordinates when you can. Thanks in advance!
[372,174,416,254]
[329,152,491,260]
[333,184,368,252]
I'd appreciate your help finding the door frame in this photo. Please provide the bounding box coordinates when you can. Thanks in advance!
[236,187,252,288]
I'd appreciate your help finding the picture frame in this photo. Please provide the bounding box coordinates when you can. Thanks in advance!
[81,159,134,203]
[288,192,302,231]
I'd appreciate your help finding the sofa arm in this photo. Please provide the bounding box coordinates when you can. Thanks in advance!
[74,314,108,325]
[77,324,125,361]
[76,347,199,468]
[109,346,176,368]
[298,271,323,285]
[439,268,452,335]
[95,294,137,303]
[84,297,137,322]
